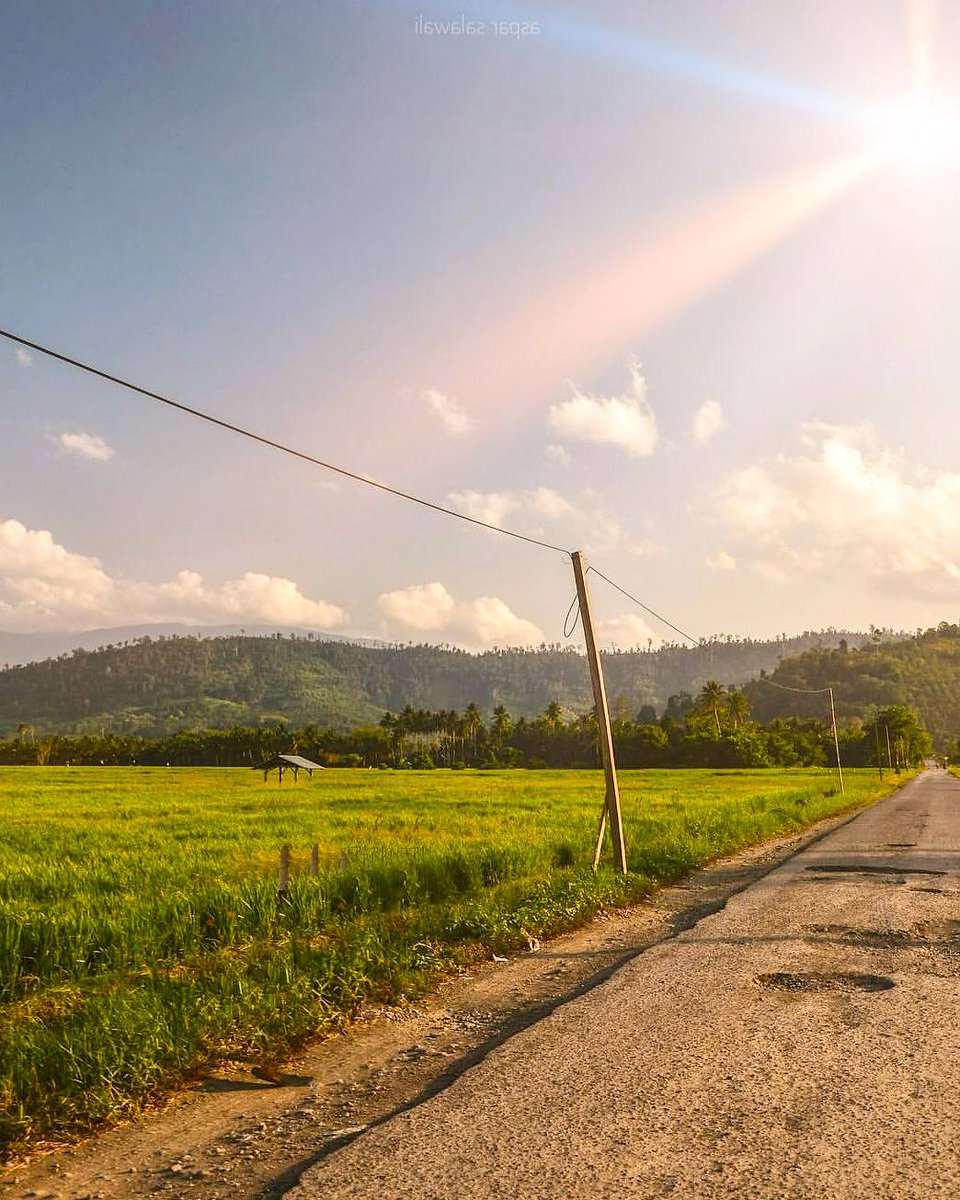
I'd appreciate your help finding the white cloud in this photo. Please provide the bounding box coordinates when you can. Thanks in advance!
[422,388,472,436]
[447,486,576,528]
[447,490,521,528]
[448,485,654,556]
[690,399,725,444]
[545,443,572,467]
[528,486,578,520]
[375,582,455,632]
[57,431,115,462]
[598,613,660,650]
[548,360,658,458]
[0,517,346,631]
[705,550,736,572]
[376,581,543,649]
[14,347,32,367]
[710,422,960,595]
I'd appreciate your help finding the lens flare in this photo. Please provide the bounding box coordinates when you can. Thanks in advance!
[865,92,960,171]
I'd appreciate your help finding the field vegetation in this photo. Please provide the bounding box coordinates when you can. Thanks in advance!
[0,765,903,1154]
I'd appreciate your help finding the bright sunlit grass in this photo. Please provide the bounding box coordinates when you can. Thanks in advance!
[0,766,900,1150]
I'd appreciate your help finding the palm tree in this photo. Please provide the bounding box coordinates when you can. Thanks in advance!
[491,704,513,761]
[542,701,565,734]
[727,688,750,728]
[698,680,726,737]
[461,703,484,765]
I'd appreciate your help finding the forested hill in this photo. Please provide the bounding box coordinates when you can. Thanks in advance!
[0,628,865,736]
[745,622,960,747]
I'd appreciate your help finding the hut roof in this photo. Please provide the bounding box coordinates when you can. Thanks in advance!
[258,753,324,771]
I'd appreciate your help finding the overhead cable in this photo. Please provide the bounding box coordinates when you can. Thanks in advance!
[0,327,572,558]
[754,676,836,694]
[586,566,700,646]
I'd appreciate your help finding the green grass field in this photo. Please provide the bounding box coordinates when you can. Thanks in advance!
[0,765,902,1152]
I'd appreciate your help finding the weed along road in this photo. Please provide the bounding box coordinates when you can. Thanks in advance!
[287,769,960,1200]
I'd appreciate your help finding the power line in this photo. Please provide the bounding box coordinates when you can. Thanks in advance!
[586,566,700,646]
[754,676,836,695]
[0,327,572,559]
[3,327,708,648]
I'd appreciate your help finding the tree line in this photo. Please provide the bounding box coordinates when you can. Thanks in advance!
[0,627,869,738]
[0,682,932,771]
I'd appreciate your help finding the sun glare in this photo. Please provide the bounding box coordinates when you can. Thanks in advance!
[866,91,960,171]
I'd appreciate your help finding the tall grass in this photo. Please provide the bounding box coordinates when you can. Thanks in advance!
[0,766,899,1152]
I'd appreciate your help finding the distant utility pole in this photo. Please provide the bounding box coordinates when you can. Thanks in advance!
[571,551,627,874]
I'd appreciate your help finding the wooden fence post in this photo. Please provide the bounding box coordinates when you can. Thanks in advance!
[278,844,291,900]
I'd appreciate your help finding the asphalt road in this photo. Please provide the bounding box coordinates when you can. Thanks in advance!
[287,770,960,1199]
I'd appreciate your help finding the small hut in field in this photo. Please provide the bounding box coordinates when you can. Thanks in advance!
[258,753,324,783]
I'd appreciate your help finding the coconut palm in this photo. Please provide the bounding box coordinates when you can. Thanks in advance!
[727,688,750,728]
[461,703,484,764]
[698,679,726,737]
[542,701,565,734]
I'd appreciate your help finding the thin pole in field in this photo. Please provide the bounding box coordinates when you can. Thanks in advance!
[278,844,291,899]
[571,551,627,874]
[874,720,884,781]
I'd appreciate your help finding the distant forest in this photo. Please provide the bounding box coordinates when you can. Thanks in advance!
[0,628,872,738]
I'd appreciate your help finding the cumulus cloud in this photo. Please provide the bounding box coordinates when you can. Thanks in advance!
[710,422,960,595]
[448,486,654,556]
[14,347,32,367]
[375,582,455,632]
[447,490,521,528]
[57,431,115,462]
[545,443,572,467]
[376,581,543,649]
[598,613,660,650]
[447,486,577,528]
[0,518,345,630]
[422,388,472,436]
[548,360,657,458]
[690,399,725,444]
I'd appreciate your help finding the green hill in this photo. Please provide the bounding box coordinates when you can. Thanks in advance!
[0,628,867,737]
[745,623,960,749]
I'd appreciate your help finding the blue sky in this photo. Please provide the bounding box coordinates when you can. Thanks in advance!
[4,1,960,647]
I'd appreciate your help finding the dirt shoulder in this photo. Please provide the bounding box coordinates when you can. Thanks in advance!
[3,806,868,1200]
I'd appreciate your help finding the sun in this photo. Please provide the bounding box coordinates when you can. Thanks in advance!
[865,91,960,172]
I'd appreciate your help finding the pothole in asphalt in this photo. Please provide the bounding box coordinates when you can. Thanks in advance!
[756,971,895,994]
[805,864,947,877]
[911,919,960,942]
[803,924,915,949]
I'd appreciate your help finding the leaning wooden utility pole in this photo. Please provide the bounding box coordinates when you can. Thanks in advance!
[828,687,844,794]
[570,551,627,874]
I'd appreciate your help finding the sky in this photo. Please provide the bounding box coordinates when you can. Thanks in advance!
[3,0,960,651]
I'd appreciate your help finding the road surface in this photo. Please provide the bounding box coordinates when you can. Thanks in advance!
[288,770,960,1199]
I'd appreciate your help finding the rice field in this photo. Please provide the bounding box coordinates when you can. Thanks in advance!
[0,764,900,1153]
